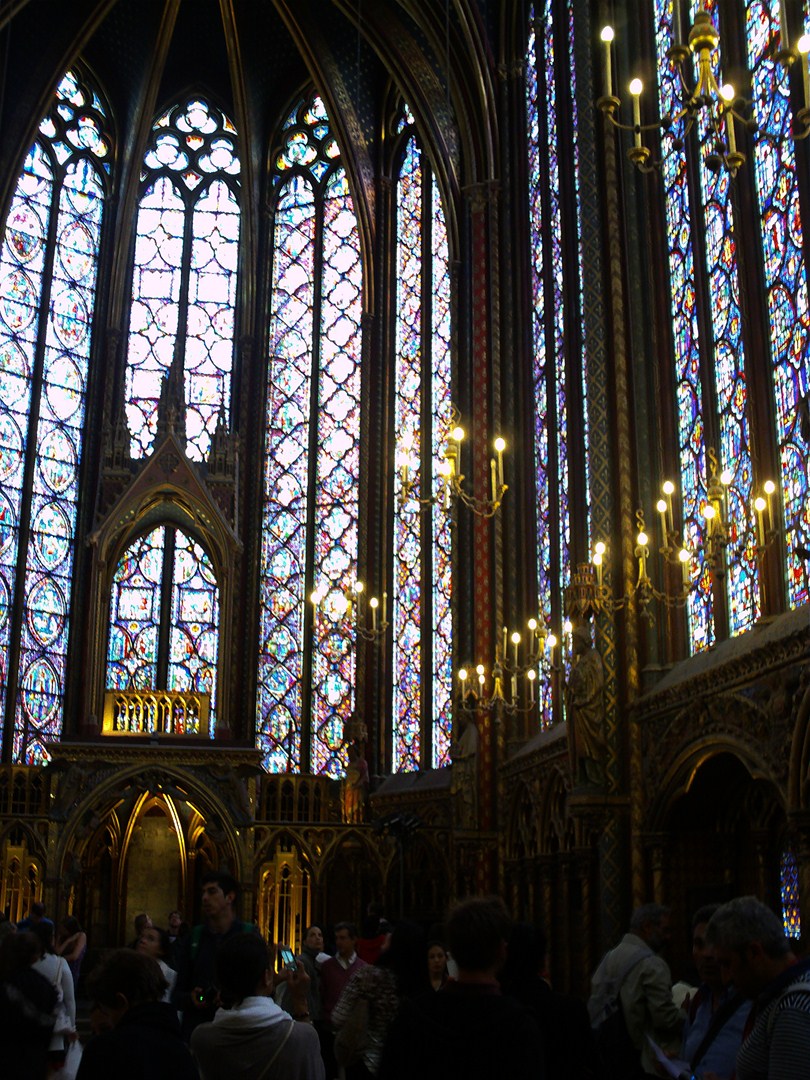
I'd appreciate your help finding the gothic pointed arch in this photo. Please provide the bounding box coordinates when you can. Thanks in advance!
[0,65,112,763]
[84,433,241,737]
[52,756,248,903]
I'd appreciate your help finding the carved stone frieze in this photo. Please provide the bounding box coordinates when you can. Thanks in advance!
[641,664,804,804]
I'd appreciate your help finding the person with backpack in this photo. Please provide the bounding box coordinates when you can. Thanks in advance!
[173,870,257,1041]
[588,903,685,1078]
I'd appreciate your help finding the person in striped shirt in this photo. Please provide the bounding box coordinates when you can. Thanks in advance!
[706,896,810,1080]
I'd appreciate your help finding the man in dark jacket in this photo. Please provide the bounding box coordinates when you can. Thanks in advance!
[378,896,543,1079]
[500,922,599,1078]
[173,870,254,1041]
[77,949,198,1080]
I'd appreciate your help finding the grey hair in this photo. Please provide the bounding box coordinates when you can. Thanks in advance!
[630,904,671,932]
[705,896,789,959]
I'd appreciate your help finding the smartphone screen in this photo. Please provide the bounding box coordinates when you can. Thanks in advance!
[279,946,296,970]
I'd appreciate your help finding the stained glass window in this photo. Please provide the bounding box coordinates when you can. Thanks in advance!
[652,0,810,649]
[780,848,801,938]
[257,95,362,776]
[106,526,219,734]
[0,69,108,763]
[747,1,810,608]
[125,99,240,461]
[653,0,712,649]
[391,121,453,773]
[692,0,756,638]
[526,2,590,725]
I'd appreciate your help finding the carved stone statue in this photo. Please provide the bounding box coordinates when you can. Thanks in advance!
[450,711,479,829]
[342,743,369,824]
[565,623,606,787]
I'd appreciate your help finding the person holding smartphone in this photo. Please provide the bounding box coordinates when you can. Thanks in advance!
[281,927,326,1027]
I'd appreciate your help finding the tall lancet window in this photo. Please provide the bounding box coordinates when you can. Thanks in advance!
[652,0,810,650]
[106,527,219,735]
[258,94,363,776]
[391,106,453,772]
[654,0,756,649]
[526,2,591,725]
[0,70,109,763]
[745,2,810,608]
[124,98,240,461]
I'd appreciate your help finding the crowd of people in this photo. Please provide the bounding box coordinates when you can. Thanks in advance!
[2,881,809,1079]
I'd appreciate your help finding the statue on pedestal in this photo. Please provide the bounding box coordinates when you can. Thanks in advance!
[565,623,606,787]
[342,742,369,824]
[450,709,479,829]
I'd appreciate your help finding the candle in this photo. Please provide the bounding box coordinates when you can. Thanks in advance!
[511,631,521,667]
[704,503,716,538]
[679,547,690,586]
[502,625,508,660]
[601,26,614,98]
[382,591,387,626]
[511,674,518,702]
[494,437,505,490]
[763,479,776,527]
[370,596,378,631]
[662,480,675,531]
[754,496,766,549]
[458,668,468,697]
[657,498,668,547]
[490,458,497,503]
[527,669,536,704]
[629,79,642,149]
[672,0,682,47]
[636,530,648,581]
[722,88,737,157]
[593,541,606,589]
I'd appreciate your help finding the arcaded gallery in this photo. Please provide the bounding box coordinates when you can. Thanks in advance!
[0,0,808,993]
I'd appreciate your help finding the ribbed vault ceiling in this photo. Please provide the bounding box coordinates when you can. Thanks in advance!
[0,0,499,221]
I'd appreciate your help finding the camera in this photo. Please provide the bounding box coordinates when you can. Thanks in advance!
[197,984,218,1006]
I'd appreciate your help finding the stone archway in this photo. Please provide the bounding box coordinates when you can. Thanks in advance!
[649,749,786,981]
[51,752,251,946]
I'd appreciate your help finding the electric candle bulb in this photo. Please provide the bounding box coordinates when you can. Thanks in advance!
[600,26,614,97]
[629,78,643,148]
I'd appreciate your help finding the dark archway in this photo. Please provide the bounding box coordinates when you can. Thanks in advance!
[657,751,786,981]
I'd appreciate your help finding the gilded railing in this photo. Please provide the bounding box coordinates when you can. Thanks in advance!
[102,690,210,736]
